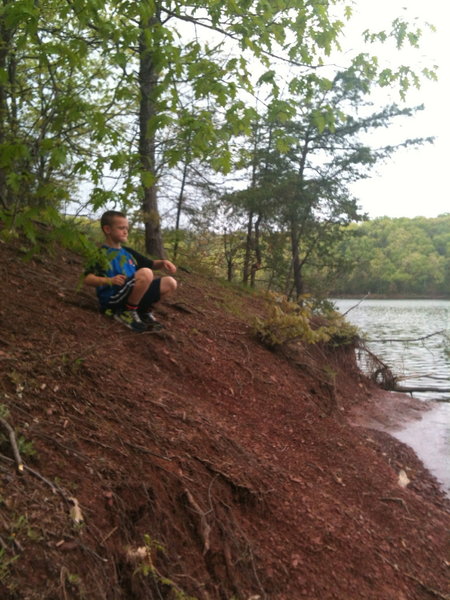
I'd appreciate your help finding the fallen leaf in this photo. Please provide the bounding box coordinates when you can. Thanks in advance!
[69,497,84,524]
[398,469,410,488]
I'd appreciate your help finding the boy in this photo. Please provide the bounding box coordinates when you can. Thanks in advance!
[84,210,177,333]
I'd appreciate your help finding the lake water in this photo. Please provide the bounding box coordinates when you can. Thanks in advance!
[333,299,450,496]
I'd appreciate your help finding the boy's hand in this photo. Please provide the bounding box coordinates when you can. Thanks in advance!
[111,274,126,285]
[161,260,177,274]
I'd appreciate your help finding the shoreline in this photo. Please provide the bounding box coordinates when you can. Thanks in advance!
[348,388,450,503]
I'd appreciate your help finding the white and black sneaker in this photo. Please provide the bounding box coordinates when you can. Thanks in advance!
[138,311,164,330]
[114,309,148,333]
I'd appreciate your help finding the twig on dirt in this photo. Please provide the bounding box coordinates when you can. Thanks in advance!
[60,566,69,600]
[183,488,211,555]
[123,440,172,461]
[207,474,220,516]
[232,358,255,385]
[169,301,204,315]
[33,431,90,462]
[0,453,68,501]
[377,552,449,600]
[100,526,118,545]
[341,293,370,316]
[0,418,24,473]
[404,573,450,600]
[380,497,409,512]
[79,541,108,563]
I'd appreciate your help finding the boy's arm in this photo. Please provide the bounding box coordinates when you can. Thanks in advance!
[123,246,153,269]
[151,259,177,274]
[84,273,126,287]
[123,246,177,274]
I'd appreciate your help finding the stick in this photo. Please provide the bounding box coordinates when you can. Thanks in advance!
[341,293,370,316]
[392,385,450,394]
[183,489,211,555]
[0,418,24,472]
[367,330,447,343]
[0,453,68,499]
[380,497,409,512]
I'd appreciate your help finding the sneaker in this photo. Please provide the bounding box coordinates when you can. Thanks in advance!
[139,311,165,330]
[114,309,148,333]
[139,310,157,323]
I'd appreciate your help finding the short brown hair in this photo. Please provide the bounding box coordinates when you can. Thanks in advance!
[100,210,126,230]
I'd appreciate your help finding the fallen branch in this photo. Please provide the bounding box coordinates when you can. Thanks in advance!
[0,453,67,499]
[392,385,450,395]
[0,417,24,472]
[377,552,450,600]
[341,293,370,316]
[366,330,447,343]
[380,497,409,512]
[183,488,211,555]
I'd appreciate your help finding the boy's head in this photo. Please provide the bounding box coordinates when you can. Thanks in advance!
[100,210,129,246]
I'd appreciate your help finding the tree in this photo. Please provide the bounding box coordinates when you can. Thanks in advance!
[0,0,436,263]
[230,61,432,298]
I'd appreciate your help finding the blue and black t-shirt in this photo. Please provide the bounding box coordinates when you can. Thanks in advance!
[85,245,154,307]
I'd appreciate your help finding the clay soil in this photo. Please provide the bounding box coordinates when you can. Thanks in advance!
[0,239,448,600]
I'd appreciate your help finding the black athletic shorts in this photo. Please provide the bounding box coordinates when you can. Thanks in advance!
[103,275,161,312]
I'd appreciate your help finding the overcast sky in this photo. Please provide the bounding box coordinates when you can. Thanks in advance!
[342,0,449,219]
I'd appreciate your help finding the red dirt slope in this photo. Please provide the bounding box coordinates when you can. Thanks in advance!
[0,239,448,600]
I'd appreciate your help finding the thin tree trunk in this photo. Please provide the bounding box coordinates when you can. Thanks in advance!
[139,5,165,258]
[173,157,189,261]
[0,3,12,209]
[250,213,262,287]
[290,224,304,298]
[243,209,253,284]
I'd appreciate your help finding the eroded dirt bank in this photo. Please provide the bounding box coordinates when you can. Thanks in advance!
[0,240,448,600]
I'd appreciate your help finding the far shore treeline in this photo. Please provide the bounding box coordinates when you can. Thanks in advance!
[328,215,450,299]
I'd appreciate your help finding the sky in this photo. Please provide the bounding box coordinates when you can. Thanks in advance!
[341,0,449,219]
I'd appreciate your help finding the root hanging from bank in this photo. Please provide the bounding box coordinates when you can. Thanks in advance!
[357,341,450,397]
[356,344,398,390]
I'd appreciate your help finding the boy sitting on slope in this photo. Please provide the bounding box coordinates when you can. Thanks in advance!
[84,210,177,333]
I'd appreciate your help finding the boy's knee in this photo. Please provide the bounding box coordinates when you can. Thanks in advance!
[136,268,153,283]
[161,276,177,295]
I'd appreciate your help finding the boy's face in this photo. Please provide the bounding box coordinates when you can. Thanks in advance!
[104,216,129,245]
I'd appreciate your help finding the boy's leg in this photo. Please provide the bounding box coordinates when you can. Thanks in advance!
[138,276,177,328]
[139,276,177,312]
[126,268,154,307]
[105,269,154,333]
[159,276,177,300]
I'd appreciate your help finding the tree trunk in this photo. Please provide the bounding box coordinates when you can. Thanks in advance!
[242,209,254,284]
[139,6,165,258]
[290,223,304,298]
[250,213,262,287]
[0,4,12,209]
[173,157,189,261]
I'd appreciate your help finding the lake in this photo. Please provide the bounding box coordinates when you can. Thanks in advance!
[333,299,450,496]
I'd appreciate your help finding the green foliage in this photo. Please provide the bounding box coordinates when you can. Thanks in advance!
[332,215,450,297]
[0,404,10,419]
[0,547,19,583]
[133,535,198,600]
[254,294,359,348]
[0,0,438,261]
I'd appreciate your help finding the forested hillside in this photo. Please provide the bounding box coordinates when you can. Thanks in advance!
[328,214,450,297]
